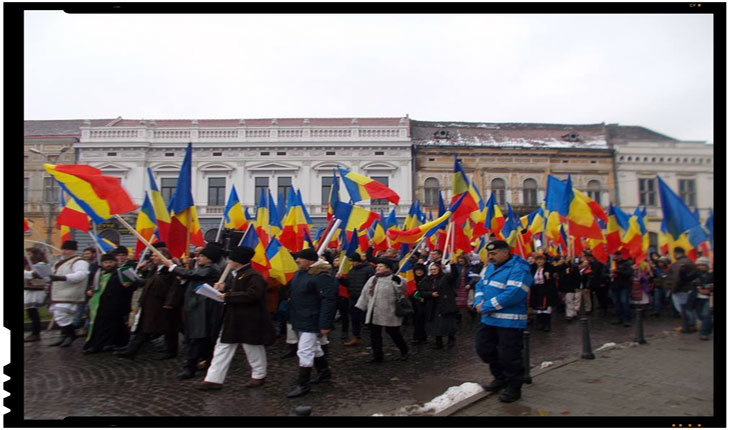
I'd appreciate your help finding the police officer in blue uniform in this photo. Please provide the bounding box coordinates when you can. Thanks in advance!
[473,240,533,403]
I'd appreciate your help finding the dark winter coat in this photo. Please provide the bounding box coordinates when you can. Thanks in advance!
[611,258,634,291]
[170,263,222,340]
[552,263,580,294]
[137,266,182,334]
[418,271,458,321]
[667,255,697,294]
[529,264,559,309]
[289,260,338,333]
[340,262,376,299]
[220,265,275,346]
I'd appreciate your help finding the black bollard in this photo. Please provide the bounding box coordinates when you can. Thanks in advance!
[633,306,647,344]
[580,316,595,360]
[522,330,532,384]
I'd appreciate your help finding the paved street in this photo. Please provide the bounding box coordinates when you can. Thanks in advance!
[23,312,710,418]
[454,331,714,417]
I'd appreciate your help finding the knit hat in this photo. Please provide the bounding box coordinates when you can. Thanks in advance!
[350,253,362,263]
[200,243,224,263]
[378,259,398,272]
[101,253,117,262]
[229,246,255,265]
[695,256,711,267]
[61,240,78,250]
[486,240,509,251]
[293,248,319,262]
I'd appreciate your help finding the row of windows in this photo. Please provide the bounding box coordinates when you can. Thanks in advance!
[620,155,712,164]
[102,150,388,157]
[23,175,697,210]
[423,178,602,207]
[639,178,696,207]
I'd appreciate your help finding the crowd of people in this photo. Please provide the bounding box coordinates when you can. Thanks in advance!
[24,237,714,403]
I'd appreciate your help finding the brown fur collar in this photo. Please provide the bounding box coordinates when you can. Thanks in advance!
[308,259,332,276]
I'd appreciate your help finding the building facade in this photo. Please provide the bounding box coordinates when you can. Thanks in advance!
[607,124,713,245]
[73,117,413,245]
[411,120,617,217]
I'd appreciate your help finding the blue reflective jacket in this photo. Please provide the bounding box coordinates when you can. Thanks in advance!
[472,254,533,329]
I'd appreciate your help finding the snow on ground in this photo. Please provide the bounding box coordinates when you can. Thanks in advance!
[595,342,617,352]
[375,382,485,416]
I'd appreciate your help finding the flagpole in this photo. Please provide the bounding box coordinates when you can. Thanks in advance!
[318,219,342,256]
[90,223,102,264]
[214,216,225,243]
[395,234,429,276]
[450,221,456,262]
[113,214,172,265]
[24,239,62,253]
[442,220,453,260]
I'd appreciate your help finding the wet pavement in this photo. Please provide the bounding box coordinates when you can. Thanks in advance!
[22,310,687,419]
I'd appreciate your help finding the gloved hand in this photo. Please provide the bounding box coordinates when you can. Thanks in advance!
[391,275,402,284]
[49,275,67,282]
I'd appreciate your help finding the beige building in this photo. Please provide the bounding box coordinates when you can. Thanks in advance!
[411,120,616,217]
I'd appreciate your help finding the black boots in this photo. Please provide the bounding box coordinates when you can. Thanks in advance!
[431,336,443,350]
[482,379,507,393]
[311,356,332,384]
[286,367,312,398]
[281,343,298,359]
[50,326,76,347]
[499,386,522,403]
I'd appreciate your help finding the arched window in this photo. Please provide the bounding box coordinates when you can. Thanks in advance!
[587,180,601,203]
[491,178,506,206]
[523,179,537,206]
[424,178,440,206]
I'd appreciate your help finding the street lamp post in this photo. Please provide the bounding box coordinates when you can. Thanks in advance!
[29,147,70,247]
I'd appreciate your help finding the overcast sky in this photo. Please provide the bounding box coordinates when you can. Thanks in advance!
[24,12,714,143]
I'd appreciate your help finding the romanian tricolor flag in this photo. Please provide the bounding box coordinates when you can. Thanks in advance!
[56,192,91,233]
[369,219,389,252]
[562,175,603,240]
[266,237,298,285]
[277,191,288,224]
[133,194,158,259]
[241,223,271,279]
[387,193,466,244]
[398,258,418,297]
[605,204,627,255]
[621,211,644,261]
[167,143,204,258]
[339,167,400,205]
[44,163,137,224]
[24,218,32,233]
[59,225,72,243]
[147,168,171,243]
[385,208,398,230]
[254,188,272,248]
[484,193,505,238]
[501,204,520,249]
[332,201,380,232]
[450,156,480,224]
[296,189,312,226]
[327,170,340,221]
[90,231,117,253]
[279,190,312,253]
[223,185,248,231]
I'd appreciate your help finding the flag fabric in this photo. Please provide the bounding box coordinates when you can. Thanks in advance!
[279,189,312,253]
[90,231,117,253]
[387,193,466,244]
[338,167,400,205]
[133,194,158,259]
[56,192,91,233]
[223,185,248,231]
[398,258,418,297]
[369,220,389,252]
[605,204,625,255]
[621,211,644,261]
[705,209,713,247]
[147,168,171,243]
[563,175,603,240]
[296,189,312,226]
[484,193,506,238]
[254,188,272,248]
[277,191,288,224]
[59,225,72,243]
[327,170,340,221]
[545,175,569,215]
[303,228,315,250]
[44,163,137,223]
[24,218,31,232]
[450,156,480,224]
[657,175,702,238]
[268,190,283,238]
[167,143,204,258]
[501,204,520,249]
[332,201,380,232]
[241,224,271,279]
[573,188,607,223]
[385,208,398,230]
[266,237,298,285]
[403,200,423,230]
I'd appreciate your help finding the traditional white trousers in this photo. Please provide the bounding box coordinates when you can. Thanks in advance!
[204,332,267,383]
[296,332,325,368]
[49,303,78,327]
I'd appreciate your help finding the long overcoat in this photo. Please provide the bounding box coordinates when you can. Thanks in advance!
[137,266,182,334]
[288,261,338,333]
[220,265,275,346]
[170,264,222,340]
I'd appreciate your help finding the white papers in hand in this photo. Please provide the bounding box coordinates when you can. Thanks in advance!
[32,263,53,281]
[194,283,224,302]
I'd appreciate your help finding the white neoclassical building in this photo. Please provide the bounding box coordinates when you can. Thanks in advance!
[607,124,713,246]
[74,117,413,244]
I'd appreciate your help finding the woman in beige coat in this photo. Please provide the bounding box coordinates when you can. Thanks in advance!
[355,260,409,363]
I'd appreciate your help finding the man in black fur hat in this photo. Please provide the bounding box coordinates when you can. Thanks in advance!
[164,243,223,379]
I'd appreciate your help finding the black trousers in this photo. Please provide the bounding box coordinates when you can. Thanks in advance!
[349,297,365,338]
[27,308,41,335]
[411,298,427,341]
[475,323,524,389]
[337,296,350,334]
[594,286,611,313]
[185,337,212,371]
[126,331,178,356]
[368,324,408,359]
